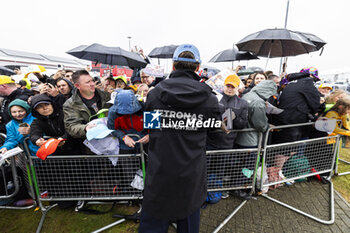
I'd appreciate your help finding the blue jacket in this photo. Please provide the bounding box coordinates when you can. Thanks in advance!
[0,113,39,156]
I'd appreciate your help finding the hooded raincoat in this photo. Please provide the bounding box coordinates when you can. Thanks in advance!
[107,90,146,151]
[235,80,277,147]
[142,69,221,221]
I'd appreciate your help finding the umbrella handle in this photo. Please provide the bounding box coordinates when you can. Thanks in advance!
[264,49,271,70]
[264,42,273,70]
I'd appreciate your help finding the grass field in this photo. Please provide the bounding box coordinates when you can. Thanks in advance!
[332,146,350,202]
[2,147,350,233]
[0,203,139,233]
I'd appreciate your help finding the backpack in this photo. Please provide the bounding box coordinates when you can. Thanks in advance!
[282,153,311,182]
[205,174,223,204]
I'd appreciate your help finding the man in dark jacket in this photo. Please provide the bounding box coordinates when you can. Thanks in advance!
[271,67,322,143]
[139,44,221,233]
[0,75,32,133]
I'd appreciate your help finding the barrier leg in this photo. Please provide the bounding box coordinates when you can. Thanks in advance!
[212,200,247,233]
[211,142,262,233]
[91,204,142,233]
[335,159,350,176]
[36,203,58,233]
[261,180,334,224]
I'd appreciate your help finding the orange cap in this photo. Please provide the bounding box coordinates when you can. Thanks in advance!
[36,138,66,160]
[224,74,240,88]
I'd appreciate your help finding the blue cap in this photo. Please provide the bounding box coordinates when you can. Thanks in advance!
[173,44,201,63]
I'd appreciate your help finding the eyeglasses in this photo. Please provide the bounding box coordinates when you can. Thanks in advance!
[65,74,72,78]
[141,75,150,79]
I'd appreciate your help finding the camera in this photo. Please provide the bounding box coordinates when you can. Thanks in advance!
[57,64,64,70]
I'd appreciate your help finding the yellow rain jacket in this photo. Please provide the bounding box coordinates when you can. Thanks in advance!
[325,111,350,144]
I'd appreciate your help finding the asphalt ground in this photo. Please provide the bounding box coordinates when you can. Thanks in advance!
[170,179,350,233]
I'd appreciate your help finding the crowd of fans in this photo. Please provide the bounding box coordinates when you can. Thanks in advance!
[0,57,349,218]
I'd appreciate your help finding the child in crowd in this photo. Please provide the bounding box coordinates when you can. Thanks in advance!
[324,89,348,111]
[107,89,148,154]
[325,97,350,137]
[115,76,128,89]
[0,99,38,155]
[29,94,81,155]
[136,83,150,102]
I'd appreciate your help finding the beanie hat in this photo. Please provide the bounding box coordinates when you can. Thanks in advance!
[8,99,31,119]
[300,67,319,81]
[57,78,74,90]
[30,94,53,110]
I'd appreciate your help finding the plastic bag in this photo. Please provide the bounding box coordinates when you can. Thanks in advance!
[131,169,144,190]
[256,166,269,194]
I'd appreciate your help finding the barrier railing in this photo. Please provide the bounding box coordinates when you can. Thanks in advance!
[0,133,37,210]
[24,135,145,233]
[260,122,340,224]
[334,137,350,176]
[16,122,341,232]
[207,128,262,233]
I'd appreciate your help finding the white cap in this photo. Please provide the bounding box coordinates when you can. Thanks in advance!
[315,118,337,134]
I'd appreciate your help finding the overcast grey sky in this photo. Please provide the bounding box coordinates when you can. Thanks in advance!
[2,0,349,76]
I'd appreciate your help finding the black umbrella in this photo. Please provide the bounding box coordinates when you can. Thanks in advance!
[209,48,259,63]
[237,66,264,76]
[236,28,317,58]
[295,31,326,51]
[67,43,148,68]
[0,66,16,76]
[148,45,178,59]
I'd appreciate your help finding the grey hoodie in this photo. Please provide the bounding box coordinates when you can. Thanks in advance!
[236,80,277,147]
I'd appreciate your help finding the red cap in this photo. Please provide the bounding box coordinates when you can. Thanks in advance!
[36,138,66,160]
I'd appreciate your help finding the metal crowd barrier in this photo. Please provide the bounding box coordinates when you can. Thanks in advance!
[334,137,350,176]
[207,128,263,233]
[23,135,146,233]
[15,122,341,232]
[0,133,37,210]
[260,122,340,224]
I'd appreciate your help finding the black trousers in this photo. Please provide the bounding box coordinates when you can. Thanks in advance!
[139,208,200,233]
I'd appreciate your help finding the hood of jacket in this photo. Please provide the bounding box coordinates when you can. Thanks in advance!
[61,78,74,90]
[251,80,277,100]
[155,70,212,109]
[113,89,142,114]
[30,94,60,119]
[8,99,31,119]
[287,72,310,82]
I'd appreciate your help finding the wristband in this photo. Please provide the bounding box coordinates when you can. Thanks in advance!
[122,136,126,141]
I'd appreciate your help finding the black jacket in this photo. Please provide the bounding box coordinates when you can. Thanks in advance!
[142,69,221,220]
[30,94,81,155]
[242,81,255,96]
[0,88,32,133]
[207,94,248,149]
[272,75,321,126]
